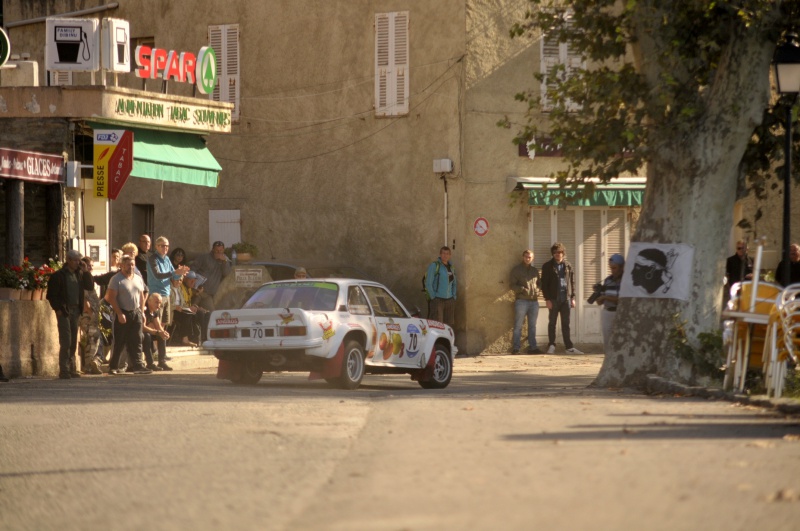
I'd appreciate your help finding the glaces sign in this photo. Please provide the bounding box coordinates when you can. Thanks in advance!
[135,45,217,95]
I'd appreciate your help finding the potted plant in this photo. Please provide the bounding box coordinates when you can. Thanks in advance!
[0,263,23,300]
[228,241,259,263]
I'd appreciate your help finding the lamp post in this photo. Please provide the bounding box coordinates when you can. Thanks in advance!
[773,33,800,286]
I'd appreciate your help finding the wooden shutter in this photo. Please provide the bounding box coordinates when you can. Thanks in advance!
[540,35,560,112]
[582,210,603,299]
[208,24,240,121]
[375,11,409,117]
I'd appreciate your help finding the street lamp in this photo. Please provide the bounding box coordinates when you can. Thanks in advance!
[773,32,800,286]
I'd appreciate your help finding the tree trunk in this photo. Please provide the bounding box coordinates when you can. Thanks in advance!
[594,15,778,388]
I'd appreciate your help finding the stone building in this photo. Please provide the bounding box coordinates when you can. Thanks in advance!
[2,0,797,358]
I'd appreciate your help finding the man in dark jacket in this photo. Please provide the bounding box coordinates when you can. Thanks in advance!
[540,242,582,355]
[46,250,95,379]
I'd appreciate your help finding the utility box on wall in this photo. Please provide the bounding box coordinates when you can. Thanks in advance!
[433,158,453,173]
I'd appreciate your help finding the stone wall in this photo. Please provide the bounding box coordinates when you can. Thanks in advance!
[0,300,60,378]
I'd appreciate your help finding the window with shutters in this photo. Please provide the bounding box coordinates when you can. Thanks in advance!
[540,21,582,112]
[208,24,240,121]
[374,11,409,117]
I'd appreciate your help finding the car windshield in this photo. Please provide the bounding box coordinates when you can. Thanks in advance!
[243,281,339,311]
[305,266,370,280]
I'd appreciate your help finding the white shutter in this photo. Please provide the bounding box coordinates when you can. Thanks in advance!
[49,71,73,86]
[582,210,603,299]
[209,209,241,249]
[605,209,626,262]
[532,208,552,268]
[375,11,409,117]
[208,24,240,121]
[540,35,560,112]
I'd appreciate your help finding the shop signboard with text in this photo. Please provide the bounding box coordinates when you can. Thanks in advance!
[93,129,133,200]
[0,148,64,183]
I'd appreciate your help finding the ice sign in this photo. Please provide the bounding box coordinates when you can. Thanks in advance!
[45,17,99,72]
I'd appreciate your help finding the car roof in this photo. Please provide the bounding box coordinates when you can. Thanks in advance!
[251,260,372,280]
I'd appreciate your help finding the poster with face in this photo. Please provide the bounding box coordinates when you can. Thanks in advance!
[619,242,695,301]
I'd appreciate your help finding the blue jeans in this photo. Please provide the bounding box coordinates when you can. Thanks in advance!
[513,299,539,351]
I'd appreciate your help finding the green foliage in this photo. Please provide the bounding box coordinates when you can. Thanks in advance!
[227,241,259,258]
[503,0,800,206]
[670,314,725,381]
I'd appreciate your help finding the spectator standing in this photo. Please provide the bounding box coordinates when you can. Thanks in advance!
[594,254,625,354]
[142,293,172,371]
[775,243,800,287]
[170,247,188,269]
[135,234,151,285]
[106,255,151,375]
[541,242,583,354]
[78,257,104,374]
[724,241,753,305]
[425,246,457,329]
[510,249,542,354]
[147,236,189,327]
[46,250,95,379]
[191,241,232,297]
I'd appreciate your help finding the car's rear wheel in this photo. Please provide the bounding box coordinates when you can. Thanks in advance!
[231,359,263,385]
[329,340,365,390]
[419,345,452,389]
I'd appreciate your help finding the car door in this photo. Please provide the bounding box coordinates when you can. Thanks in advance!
[361,284,418,367]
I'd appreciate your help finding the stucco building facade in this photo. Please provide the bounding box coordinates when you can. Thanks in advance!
[2,0,797,358]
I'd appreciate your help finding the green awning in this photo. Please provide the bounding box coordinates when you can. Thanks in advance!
[89,122,221,187]
[514,181,645,207]
[130,127,221,187]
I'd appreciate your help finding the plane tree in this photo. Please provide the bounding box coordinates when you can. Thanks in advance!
[504,0,799,387]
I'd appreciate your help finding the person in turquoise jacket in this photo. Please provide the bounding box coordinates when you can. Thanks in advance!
[425,246,456,329]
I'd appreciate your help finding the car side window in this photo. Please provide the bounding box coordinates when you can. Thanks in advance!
[362,285,407,318]
[347,286,371,315]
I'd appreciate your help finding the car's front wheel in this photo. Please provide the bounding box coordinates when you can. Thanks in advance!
[329,340,365,390]
[419,345,452,389]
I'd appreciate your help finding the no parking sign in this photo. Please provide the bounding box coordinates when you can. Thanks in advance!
[473,217,489,237]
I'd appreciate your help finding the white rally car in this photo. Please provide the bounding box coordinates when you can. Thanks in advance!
[204,279,456,389]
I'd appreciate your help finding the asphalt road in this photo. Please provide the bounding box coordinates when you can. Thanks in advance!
[1,353,799,531]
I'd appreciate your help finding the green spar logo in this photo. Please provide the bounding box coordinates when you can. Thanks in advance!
[196,46,217,95]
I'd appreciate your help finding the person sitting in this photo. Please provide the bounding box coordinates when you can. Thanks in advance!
[142,293,172,371]
[170,275,202,347]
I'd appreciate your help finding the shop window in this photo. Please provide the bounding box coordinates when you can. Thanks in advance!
[208,24,240,121]
[374,11,409,117]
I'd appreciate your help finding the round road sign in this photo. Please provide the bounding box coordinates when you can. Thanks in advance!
[474,217,489,237]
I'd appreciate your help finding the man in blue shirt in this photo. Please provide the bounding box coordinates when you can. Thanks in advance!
[147,236,189,326]
[425,246,456,330]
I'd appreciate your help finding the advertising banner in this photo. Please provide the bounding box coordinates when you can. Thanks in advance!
[94,129,134,200]
[45,18,100,72]
[0,148,64,183]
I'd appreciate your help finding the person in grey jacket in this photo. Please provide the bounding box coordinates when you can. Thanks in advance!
[191,241,232,297]
[510,249,542,354]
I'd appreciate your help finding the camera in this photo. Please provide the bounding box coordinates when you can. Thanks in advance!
[587,282,605,304]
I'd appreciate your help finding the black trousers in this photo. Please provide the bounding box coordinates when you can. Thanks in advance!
[547,299,574,349]
[109,309,144,371]
[142,333,167,366]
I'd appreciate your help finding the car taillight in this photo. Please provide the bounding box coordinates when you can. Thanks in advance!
[210,329,232,339]
[280,326,307,337]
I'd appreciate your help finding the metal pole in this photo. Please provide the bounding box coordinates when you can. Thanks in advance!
[782,102,793,286]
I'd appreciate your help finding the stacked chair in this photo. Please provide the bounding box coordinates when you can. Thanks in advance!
[762,283,800,398]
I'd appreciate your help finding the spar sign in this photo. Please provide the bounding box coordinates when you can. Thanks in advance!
[135,45,217,95]
[94,129,134,200]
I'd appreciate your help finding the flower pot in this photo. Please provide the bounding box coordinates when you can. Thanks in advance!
[19,290,33,301]
[237,252,252,263]
[32,289,43,301]
[0,288,21,300]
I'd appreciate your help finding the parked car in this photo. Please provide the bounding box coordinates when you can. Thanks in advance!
[251,260,371,281]
[204,278,456,389]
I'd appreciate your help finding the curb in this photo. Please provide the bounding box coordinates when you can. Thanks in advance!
[645,375,800,415]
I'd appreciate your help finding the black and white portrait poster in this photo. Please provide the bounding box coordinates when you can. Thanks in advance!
[619,242,695,301]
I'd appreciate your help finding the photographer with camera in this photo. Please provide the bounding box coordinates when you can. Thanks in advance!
[592,254,625,353]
